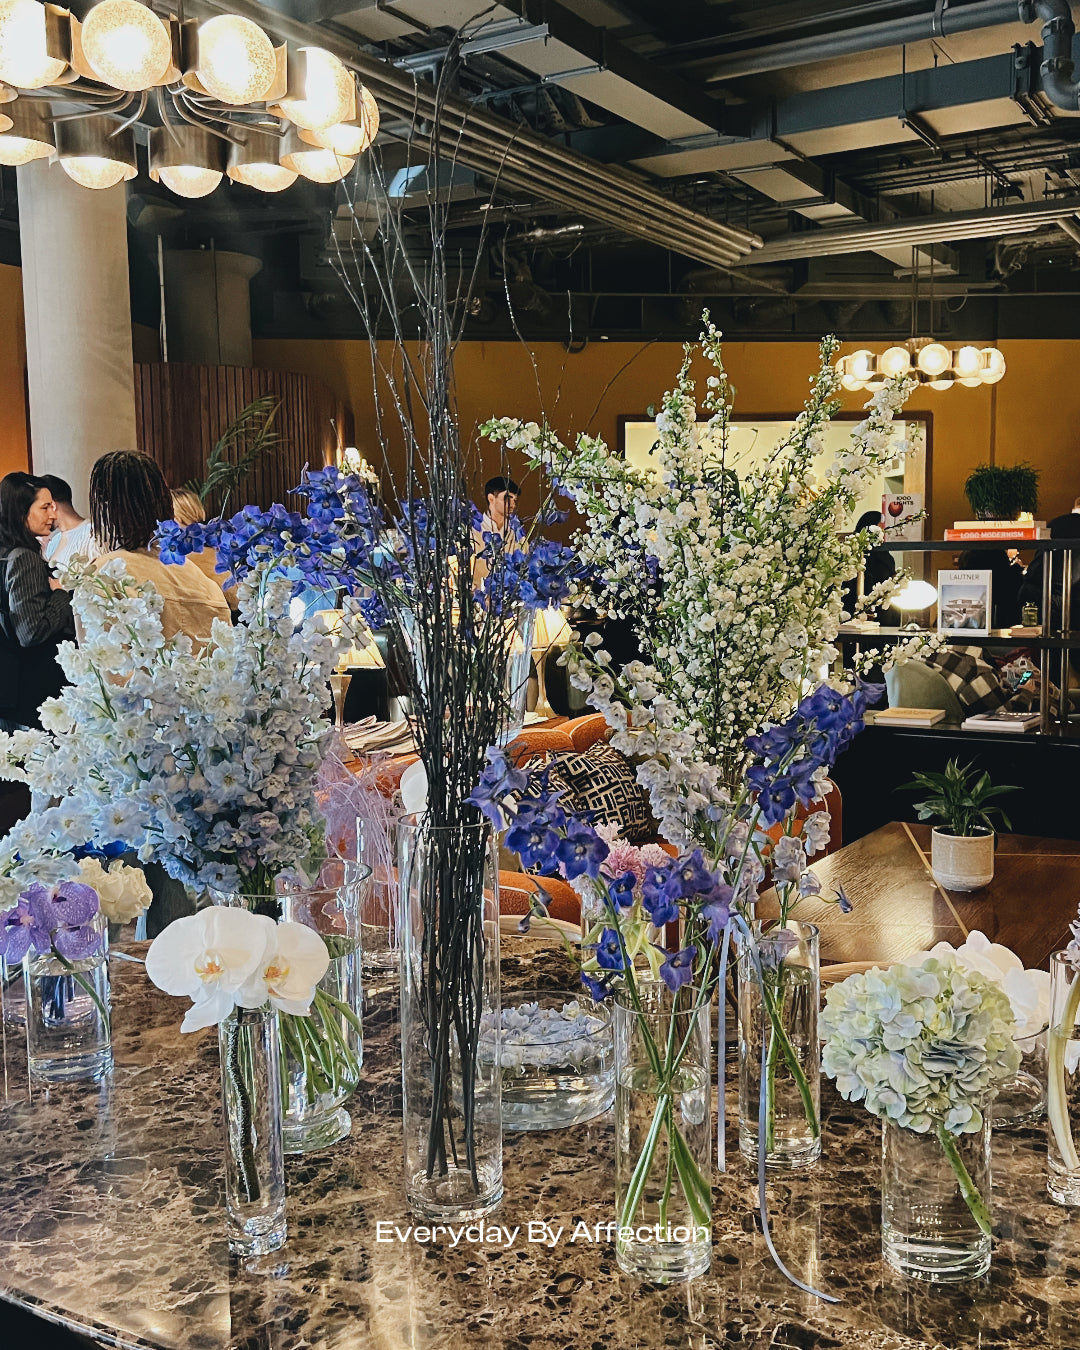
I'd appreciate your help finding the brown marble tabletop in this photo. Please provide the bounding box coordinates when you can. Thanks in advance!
[1,935,1080,1350]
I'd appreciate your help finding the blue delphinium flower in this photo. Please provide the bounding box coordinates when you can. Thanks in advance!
[467,747,530,831]
[557,820,609,881]
[596,927,625,971]
[607,870,637,910]
[660,945,697,992]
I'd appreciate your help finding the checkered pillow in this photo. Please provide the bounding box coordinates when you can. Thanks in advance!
[523,742,653,843]
[929,646,1012,716]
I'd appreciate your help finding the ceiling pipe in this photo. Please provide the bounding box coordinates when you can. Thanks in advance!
[198,0,761,273]
[694,0,1019,82]
[1020,0,1080,110]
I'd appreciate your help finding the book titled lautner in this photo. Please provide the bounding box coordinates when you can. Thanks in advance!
[937,569,992,637]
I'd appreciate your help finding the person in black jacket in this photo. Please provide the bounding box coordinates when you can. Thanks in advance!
[0,472,76,731]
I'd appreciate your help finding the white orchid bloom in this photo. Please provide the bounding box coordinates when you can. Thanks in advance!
[238,921,329,1016]
[399,760,428,816]
[145,907,275,1032]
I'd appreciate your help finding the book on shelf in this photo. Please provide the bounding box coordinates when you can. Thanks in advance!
[938,569,992,636]
[950,519,1046,531]
[881,493,924,542]
[943,527,1048,541]
[961,709,1042,733]
[872,707,947,727]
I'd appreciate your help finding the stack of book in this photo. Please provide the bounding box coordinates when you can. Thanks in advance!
[872,707,947,727]
[961,709,1042,733]
[943,519,1048,542]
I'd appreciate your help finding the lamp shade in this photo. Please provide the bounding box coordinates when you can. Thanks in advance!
[300,82,378,157]
[193,13,276,105]
[271,46,354,132]
[280,125,352,183]
[0,95,52,163]
[916,342,951,377]
[879,345,912,378]
[80,0,171,91]
[227,126,297,192]
[849,349,874,381]
[0,79,15,100]
[149,123,225,198]
[532,606,572,651]
[0,0,68,89]
[55,115,137,189]
[0,106,8,131]
[891,579,938,612]
[312,608,384,668]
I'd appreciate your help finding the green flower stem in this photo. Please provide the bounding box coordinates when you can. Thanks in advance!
[934,1121,992,1238]
[225,1017,260,1205]
[54,949,110,1040]
[1048,976,1080,1173]
[758,964,819,1148]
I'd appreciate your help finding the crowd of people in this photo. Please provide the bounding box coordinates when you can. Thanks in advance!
[0,452,233,738]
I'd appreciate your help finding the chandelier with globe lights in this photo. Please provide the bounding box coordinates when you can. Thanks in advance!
[0,0,380,197]
[836,338,1006,393]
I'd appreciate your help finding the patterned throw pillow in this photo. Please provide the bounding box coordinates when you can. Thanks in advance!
[524,742,653,843]
[929,646,1012,716]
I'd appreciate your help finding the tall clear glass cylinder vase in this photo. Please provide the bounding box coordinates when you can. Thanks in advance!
[1047,950,1080,1205]
[398,817,502,1220]
[614,981,712,1282]
[738,922,820,1169]
[277,859,366,1154]
[218,1004,287,1257]
[881,1115,992,1281]
[24,912,111,1083]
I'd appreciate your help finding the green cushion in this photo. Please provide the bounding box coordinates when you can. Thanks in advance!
[884,662,965,720]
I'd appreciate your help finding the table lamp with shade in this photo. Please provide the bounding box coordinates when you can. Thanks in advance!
[530,606,573,719]
[313,608,385,727]
[890,578,938,629]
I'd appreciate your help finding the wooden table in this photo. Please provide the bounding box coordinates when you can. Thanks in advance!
[766,821,1080,970]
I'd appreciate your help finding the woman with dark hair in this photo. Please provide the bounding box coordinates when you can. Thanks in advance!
[841,509,900,626]
[90,451,229,645]
[0,472,76,731]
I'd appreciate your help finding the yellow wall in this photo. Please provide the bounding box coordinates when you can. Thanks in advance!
[0,264,29,477]
[251,335,1080,535]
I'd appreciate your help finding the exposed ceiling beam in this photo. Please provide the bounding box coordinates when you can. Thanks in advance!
[744,197,1080,263]
[202,0,762,272]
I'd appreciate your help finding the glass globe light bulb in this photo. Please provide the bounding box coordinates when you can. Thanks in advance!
[954,345,983,378]
[196,14,276,105]
[155,164,222,198]
[60,153,134,189]
[916,342,951,377]
[282,142,354,183]
[879,345,912,378]
[81,0,171,92]
[849,348,874,381]
[304,83,378,156]
[228,160,297,192]
[982,348,1006,379]
[0,0,67,89]
[276,47,353,131]
[0,130,51,163]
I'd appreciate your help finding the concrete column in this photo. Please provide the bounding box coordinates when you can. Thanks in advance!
[16,159,137,511]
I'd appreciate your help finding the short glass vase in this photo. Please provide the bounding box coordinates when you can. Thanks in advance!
[881,1114,992,1282]
[218,1004,287,1257]
[486,991,614,1131]
[992,1025,1047,1128]
[24,912,111,1083]
[737,922,821,1170]
[614,981,712,1282]
[277,861,366,1155]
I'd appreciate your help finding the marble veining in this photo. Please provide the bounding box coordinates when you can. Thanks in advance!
[0,942,1077,1350]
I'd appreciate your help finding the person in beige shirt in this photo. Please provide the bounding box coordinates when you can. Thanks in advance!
[170,487,239,612]
[89,452,230,646]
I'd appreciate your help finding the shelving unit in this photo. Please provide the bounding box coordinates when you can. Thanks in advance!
[841,538,1078,735]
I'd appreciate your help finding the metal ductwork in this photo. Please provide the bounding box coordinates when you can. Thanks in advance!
[686,0,1020,83]
[200,0,761,274]
[1020,0,1080,110]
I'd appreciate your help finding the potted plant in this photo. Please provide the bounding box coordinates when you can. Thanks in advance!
[963,463,1039,521]
[902,759,1017,890]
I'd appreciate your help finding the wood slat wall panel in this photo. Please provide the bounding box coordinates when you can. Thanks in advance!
[133,362,345,513]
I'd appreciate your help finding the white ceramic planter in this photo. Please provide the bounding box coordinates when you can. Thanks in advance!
[930,827,995,891]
